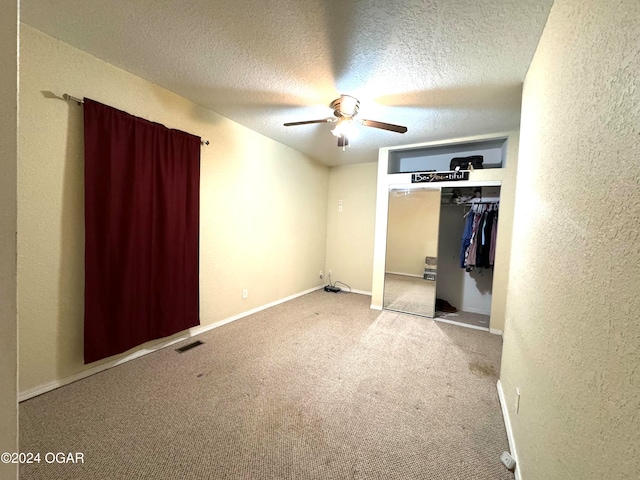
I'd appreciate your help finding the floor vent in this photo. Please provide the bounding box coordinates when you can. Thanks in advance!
[175,340,204,353]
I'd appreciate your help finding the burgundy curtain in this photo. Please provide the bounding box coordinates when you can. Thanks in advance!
[83,98,200,364]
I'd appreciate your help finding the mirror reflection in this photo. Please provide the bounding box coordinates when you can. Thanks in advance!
[383,188,441,317]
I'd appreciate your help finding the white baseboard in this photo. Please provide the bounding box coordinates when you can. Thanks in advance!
[433,317,489,332]
[385,271,423,278]
[349,288,372,296]
[370,304,382,311]
[460,306,492,315]
[490,328,503,336]
[19,285,325,402]
[497,379,521,480]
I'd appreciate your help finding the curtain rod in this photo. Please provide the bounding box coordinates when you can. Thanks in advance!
[63,94,210,146]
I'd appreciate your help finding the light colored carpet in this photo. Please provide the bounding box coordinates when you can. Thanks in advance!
[20,290,513,480]
[384,273,436,317]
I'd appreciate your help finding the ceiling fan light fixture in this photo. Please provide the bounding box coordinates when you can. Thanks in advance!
[331,118,355,138]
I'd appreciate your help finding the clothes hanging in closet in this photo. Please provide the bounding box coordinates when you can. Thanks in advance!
[489,213,498,265]
[477,210,495,268]
[465,212,482,268]
[459,212,475,268]
[460,204,498,271]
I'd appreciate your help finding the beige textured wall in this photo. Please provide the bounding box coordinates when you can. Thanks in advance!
[324,162,377,293]
[0,2,19,478]
[386,189,441,276]
[500,1,640,478]
[18,25,329,395]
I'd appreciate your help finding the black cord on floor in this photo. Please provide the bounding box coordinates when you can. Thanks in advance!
[326,273,351,293]
[334,281,351,293]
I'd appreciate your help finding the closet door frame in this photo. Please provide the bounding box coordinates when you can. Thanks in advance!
[371,131,520,335]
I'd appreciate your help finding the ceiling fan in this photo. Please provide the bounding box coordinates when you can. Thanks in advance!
[284,95,408,150]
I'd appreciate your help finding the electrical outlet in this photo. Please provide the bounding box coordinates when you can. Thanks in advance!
[242,289,248,299]
[328,270,332,277]
[319,270,323,279]
[500,451,516,471]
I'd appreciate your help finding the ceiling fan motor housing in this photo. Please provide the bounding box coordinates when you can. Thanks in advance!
[331,95,360,118]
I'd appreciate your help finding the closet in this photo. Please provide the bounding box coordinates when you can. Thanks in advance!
[435,186,501,330]
[372,132,518,334]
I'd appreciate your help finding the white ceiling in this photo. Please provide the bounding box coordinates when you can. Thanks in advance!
[21,0,553,167]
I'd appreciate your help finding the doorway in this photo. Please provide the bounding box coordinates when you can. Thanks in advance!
[381,184,500,331]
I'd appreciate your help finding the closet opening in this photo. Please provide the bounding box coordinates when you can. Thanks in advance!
[435,186,501,330]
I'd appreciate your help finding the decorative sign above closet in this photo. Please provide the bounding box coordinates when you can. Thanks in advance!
[411,171,469,183]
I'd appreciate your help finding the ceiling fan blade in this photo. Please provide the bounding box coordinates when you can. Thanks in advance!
[361,119,408,134]
[337,135,349,148]
[283,118,334,127]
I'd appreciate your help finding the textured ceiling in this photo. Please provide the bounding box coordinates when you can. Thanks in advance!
[21,0,553,166]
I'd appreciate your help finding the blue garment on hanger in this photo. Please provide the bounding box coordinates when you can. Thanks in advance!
[460,212,475,268]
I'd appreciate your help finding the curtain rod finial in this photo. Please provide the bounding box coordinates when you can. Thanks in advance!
[63,93,84,105]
